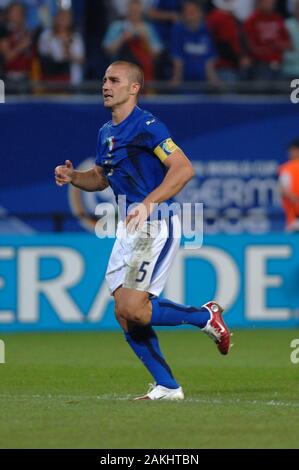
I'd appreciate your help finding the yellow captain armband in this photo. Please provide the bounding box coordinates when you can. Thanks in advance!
[154,138,179,162]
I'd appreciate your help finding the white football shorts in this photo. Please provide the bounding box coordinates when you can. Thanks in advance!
[105,215,181,296]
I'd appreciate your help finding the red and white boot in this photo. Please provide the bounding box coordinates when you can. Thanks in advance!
[202,301,232,355]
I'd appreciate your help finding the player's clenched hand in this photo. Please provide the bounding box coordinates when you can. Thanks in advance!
[55,160,74,186]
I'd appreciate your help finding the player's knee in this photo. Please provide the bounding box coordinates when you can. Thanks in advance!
[114,307,129,331]
[115,297,144,323]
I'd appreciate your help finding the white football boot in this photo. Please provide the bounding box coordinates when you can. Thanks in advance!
[134,383,184,401]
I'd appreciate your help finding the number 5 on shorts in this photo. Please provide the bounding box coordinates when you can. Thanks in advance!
[135,261,150,283]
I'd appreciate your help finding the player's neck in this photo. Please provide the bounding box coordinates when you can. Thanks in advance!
[111,102,137,125]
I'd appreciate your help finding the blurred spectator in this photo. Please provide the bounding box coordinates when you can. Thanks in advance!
[103,0,163,82]
[0,0,57,32]
[244,0,291,80]
[170,0,220,88]
[111,0,152,19]
[207,0,250,81]
[278,139,299,232]
[38,8,85,84]
[20,0,57,32]
[147,0,183,50]
[1,3,34,82]
[283,0,299,77]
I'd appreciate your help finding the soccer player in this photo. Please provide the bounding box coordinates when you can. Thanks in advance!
[55,61,231,400]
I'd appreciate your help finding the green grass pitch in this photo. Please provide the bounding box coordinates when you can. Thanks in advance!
[0,329,298,449]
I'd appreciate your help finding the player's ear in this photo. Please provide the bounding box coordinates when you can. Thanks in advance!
[130,82,141,96]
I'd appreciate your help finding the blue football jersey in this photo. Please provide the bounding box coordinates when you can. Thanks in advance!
[95,106,179,218]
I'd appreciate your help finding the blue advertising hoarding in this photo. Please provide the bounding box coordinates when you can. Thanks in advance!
[0,233,298,332]
[1,98,299,233]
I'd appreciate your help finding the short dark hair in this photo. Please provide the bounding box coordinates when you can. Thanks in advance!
[288,139,299,150]
[109,61,144,91]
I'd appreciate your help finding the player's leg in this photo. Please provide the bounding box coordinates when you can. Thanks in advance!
[106,215,230,399]
[105,223,182,400]
[114,285,212,330]
[114,286,230,356]
[148,215,231,354]
[114,286,151,327]
[113,214,230,355]
[114,287,183,400]
[150,298,231,355]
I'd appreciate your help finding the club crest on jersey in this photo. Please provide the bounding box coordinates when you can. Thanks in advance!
[107,137,115,152]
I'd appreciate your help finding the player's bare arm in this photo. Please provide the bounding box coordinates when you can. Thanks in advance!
[125,149,194,230]
[145,148,195,204]
[55,160,109,192]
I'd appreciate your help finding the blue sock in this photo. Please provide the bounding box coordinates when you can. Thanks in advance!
[125,325,179,389]
[151,298,210,328]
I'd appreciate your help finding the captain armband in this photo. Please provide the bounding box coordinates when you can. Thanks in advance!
[153,138,179,162]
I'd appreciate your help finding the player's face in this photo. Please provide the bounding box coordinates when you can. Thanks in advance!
[128,0,143,22]
[55,10,72,30]
[183,3,202,26]
[102,66,133,108]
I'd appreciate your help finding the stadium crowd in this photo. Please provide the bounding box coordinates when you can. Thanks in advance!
[0,0,298,91]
